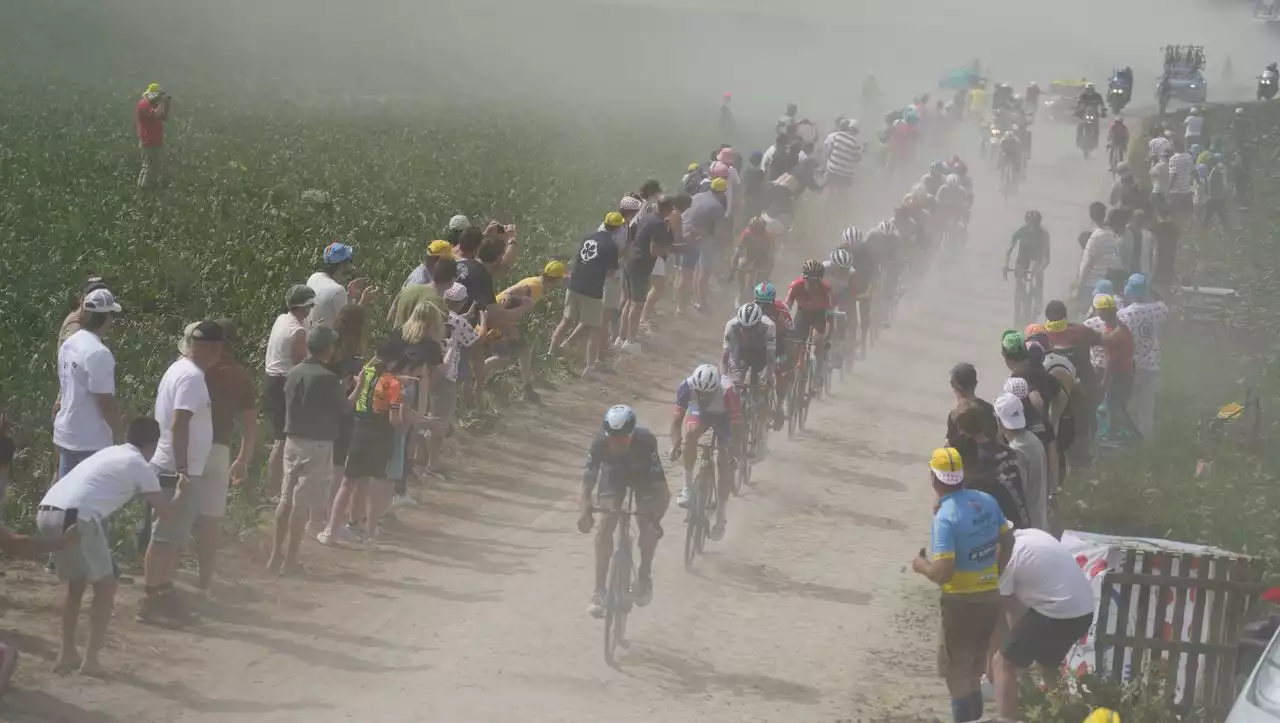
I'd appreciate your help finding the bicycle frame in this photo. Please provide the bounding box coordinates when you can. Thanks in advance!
[594,489,637,665]
[683,439,720,570]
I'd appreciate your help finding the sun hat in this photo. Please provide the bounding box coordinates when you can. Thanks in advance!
[604,211,626,228]
[543,260,567,279]
[322,242,354,265]
[929,447,964,486]
[618,196,643,212]
[1093,294,1116,311]
[287,284,316,309]
[1093,279,1115,296]
[710,177,729,193]
[443,282,468,302]
[82,288,123,313]
[427,240,453,258]
[82,276,110,296]
[447,214,471,231]
[1124,273,1148,301]
[1002,376,1030,399]
[994,392,1027,430]
[178,320,225,356]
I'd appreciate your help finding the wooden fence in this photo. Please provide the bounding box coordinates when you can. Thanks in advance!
[1095,550,1266,719]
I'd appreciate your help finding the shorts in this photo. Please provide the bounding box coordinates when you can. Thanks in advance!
[562,289,604,328]
[674,247,701,269]
[38,510,114,583]
[334,412,354,465]
[602,273,624,311]
[150,472,202,550]
[792,307,829,340]
[596,476,670,522]
[195,443,232,518]
[263,375,288,440]
[282,437,333,510]
[344,419,394,480]
[937,595,1001,681]
[1003,609,1093,669]
[623,267,652,302]
[684,411,731,448]
[56,447,98,480]
[727,345,768,377]
[651,256,667,277]
[427,376,460,429]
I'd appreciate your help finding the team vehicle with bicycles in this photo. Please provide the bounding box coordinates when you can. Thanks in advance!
[1156,45,1207,115]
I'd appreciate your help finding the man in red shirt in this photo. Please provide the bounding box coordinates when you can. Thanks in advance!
[136,83,170,188]
[1091,294,1136,438]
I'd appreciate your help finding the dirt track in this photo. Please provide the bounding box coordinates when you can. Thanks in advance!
[0,121,1118,723]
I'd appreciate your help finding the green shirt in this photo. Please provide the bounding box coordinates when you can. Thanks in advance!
[392,284,446,340]
[283,358,344,441]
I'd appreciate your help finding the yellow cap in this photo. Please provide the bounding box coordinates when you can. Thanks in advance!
[1083,708,1120,723]
[427,240,453,258]
[1093,294,1116,310]
[543,260,567,278]
[1024,323,1047,337]
[145,82,163,95]
[604,212,626,228]
[687,162,700,172]
[1217,402,1244,420]
[710,177,728,192]
[929,447,964,486]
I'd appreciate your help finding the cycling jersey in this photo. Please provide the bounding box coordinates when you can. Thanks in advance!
[582,427,666,498]
[920,173,944,195]
[784,278,833,312]
[821,261,856,301]
[767,300,793,333]
[931,488,1011,596]
[723,316,777,369]
[1010,224,1049,270]
[935,184,969,214]
[675,375,742,422]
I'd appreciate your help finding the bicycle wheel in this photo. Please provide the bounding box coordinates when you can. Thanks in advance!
[787,365,802,439]
[799,357,814,431]
[603,546,632,666]
[683,478,701,570]
[732,394,750,496]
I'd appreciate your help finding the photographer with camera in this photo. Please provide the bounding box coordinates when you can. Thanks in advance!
[135,82,171,188]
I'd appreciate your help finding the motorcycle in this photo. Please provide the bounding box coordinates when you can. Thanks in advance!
[1106,85,1131,114]
[1077,111,1100,159]
[1258,71,1278,100]
[979,123,1002,163]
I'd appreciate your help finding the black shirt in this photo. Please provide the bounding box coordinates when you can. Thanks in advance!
[582,427,666,494]
[629,216,670,277]
[945,397,998,471]
[456,258,496,313]
[970,440,1030,529]
[567,230,619,300]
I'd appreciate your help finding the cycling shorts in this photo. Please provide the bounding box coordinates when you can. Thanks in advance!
[685,412,731,448]
[727,345,769,377]
[792,307,829,341]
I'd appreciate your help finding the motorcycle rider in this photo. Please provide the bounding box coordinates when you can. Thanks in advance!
[1076,83,1106,150]
[1260,62,1279,100]
[1024,81,1041,113]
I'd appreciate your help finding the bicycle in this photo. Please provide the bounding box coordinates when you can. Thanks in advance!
[999,154,1020,198]
[681,438,720,571]
[824,310,850,395]
[593,490,639,666]
[739,375,771,490]
[787,340,816,438]
[731,379,753,496]
[1004,267,1043,327]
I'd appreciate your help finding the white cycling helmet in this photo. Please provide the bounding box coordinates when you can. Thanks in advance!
[602,405,637,436]
[830,247,854,269]
[840,226,863,246]
[736,302,763,327]
[945,174,960,186]
[690,363,721,393]
[875,219,896,237]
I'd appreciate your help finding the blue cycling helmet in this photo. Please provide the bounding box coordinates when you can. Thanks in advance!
[930,160,947,174]
[323,242,354,265]
[603,405,637,436]
[1189,144,1202,156]
[904,107,918,122]
[753,281,777,302]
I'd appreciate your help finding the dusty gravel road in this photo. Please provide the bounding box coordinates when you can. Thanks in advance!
[0,121,1115,723]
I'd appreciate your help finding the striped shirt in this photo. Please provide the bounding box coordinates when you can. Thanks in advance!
[823,131,863,179]
[1167,152,1195,194]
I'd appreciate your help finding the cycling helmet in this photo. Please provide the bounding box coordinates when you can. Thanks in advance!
[736,302,763,327]
[1085,82,1095,90]
[753,281,777,302]
[323,242,354,265]
[748,216,767,234]
[929,160,948,174]
[1025,210,1042,224]
[690,364,721,393]
[830,247,854,269]
[602,405,637,436]
[801,259,825,279]
[874,219,896,237]
[840,226,863,246]
[945,174,960,187]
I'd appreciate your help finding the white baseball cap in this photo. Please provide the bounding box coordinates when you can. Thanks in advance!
[82,288,122,313]
[994,392,1027,431]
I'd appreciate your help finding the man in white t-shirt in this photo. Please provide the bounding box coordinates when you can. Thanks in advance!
[992,528,1095,720]
[53,288,123,478]
[139,320,222,626]
[37,418,177,675]
[1184,107,1205,149]
[1117,273,1168,440]
[306,242,376,329]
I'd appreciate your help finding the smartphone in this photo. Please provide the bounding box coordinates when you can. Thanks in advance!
[158,473,179,490]
[62,507,79,532]
[918,547,927,559]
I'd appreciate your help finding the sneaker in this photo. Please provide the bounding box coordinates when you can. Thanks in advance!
[634,577,654,608]
[676,486,690,509]
[710,519,726,541]
[316,530,337,547]
[619,341,642,355]
[611,338,625,349]
[391,494,419,508]
[587,591,606,619]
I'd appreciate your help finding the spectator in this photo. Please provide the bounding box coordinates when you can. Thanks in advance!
[38,418,173,675]
[424,283,481,479]
[54,288,124,479]
[489,260,567,403]
[685,178,729,311]
[57,277,111,346]
[741,151,767,221]
[549,212,623,380]
[140,320,222,626]
[1000,375,1058,490]
[269,326,344,573]
[944,362,996,471]
[0,434,81,691]
[1117,274,1168,440]
[605,196,643,348]
[992,528,1095,721]
[912,447,1013,723]
[1149,148,1171,215]
[1203,153,1231,231]
[195,319,257,594]
[1167,144,1195,224]
[264,285,315,501]
[1090,295,1137,439]
[1150,208,1181,296]
[618,197,674,353]
[640,194,692,334]
[994,392,1049,531]
[955,402,1029,529]
[429,257,459,299]
[307,242,376,330]
[324,304,368,525]
[135,82,170,188]
[399,239,456,290]
[1074,204,1124,316]
[387,302,445,506]
[444,215,471,246]
[458,238,507,405]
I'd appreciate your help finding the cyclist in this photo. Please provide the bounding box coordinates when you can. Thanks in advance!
[722,302,777,459]
[753,282,793,430]
[935,174,970,242]
[947,156,974,195]
[838,226,877,356]
[671,364,740,541]
[785,260,834,385]
[579,405,670,617]
[1004,210,1051,323]
[998,129,1023,185]
[731,216,775,306]
[825,245,858,364]
[920,160,949,195]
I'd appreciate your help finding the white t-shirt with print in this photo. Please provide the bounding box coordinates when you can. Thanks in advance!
[306,272,348,330]
[150,357,214,476]
[1184,114,1205,138]
[1117,300,1169,372]
[1082,315,1108,371]
[443,312,481,382]
[40,444,162,521]
[998,528,1095,619]
[53,329,116,452]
